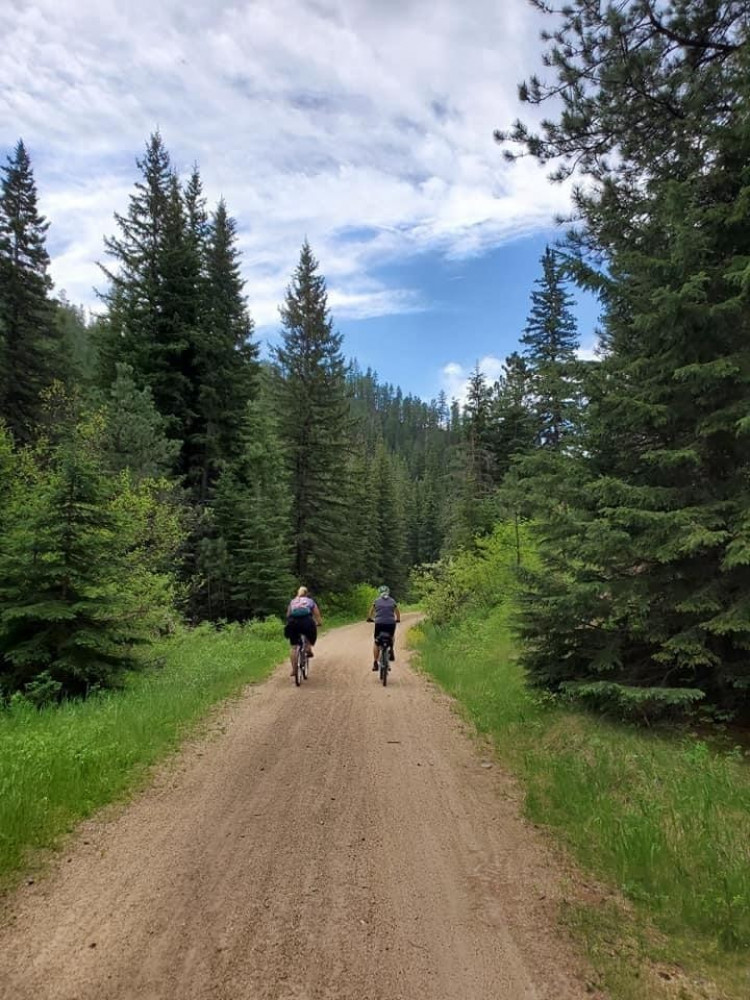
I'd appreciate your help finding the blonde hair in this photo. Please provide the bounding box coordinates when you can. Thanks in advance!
[297,586,308,597]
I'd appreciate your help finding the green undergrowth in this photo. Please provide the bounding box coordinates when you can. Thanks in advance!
[413,537,750,998]
[0,620,287,887]
[320,583,378,627]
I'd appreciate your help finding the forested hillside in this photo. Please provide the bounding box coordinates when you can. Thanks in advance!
[0,132,511,701]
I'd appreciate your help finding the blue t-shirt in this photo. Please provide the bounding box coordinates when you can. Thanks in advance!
[373,596,397,625]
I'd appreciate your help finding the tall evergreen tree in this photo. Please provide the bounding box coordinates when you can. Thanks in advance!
[500,0,750,718]
[101,363,179,480]
[443,365,497,551]
[521,247,580,449]
[196,199,258,500]
[212,391,294,620]
[0,423,178,699]
[369,442,409,594]
[54,296,95,391]
[100,134,198,477]
[274,241,352,591]
[100,132,172,390]
[490,352,536,477]
[464,363,496,485]
[346,439,378,584]
[0,141,61,442]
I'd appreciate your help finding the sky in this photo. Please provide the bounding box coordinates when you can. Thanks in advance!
[2,0,601,403]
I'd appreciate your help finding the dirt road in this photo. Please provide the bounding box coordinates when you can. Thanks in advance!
[0,617,590,1000]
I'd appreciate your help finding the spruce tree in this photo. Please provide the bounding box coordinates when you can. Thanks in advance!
[521,247,580,449]
[346,439,378,584]
[273,241,352,591]
[101,363,179,480]
[100,132,172,390]
[213,386,294,619]
[0,141,61,442]
[490,352,536,477]
[196,199,258,500]
[100,134,198,477]
[500,0,750,718]
[369,442,408,594]
[54,296,95,391]
[444,365,497,551]
[464,363,496,485]
[0,426,157,697]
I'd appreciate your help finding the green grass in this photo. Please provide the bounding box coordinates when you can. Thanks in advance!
[0,620,287,886]
[413,608,750,998]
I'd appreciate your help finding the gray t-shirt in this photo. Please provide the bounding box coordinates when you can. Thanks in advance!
[373,596,398,625]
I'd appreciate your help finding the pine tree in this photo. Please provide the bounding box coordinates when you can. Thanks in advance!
[415,446,444,564]
[500,0,750,718]
[273,241,352,591]
[196,199,258,500]
[100,132,172,390]
[443,365,497,551]
[54,296,95,391]
[0,425,165,698]
[346,439,378,584]
[213,386,294,619]
[521,247,580,449]
[0,141,61,442]
[490,352,536,477]
[100,134,198,477]
[369,442,408,594]
[101,363,179,480]
[464,363,496,485]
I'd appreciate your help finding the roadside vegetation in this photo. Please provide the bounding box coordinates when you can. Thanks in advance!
[0,585,373,888]
[0,622,286,886]
[413,524,750,1000]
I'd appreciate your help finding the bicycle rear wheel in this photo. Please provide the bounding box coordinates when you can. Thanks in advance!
[294,641,303,686]
[380,646,388,686]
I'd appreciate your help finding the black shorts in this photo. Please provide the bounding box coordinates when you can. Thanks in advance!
[285,616,317,647]
[374,623,396,643]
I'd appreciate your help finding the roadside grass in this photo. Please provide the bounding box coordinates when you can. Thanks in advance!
[0,620,287,887]
[413,608,750,999]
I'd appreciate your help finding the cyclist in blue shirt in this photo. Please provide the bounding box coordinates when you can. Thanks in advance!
[367,585,400,671]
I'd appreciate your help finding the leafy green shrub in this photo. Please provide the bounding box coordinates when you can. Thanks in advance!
[420,522,533,626]
[322,583,377,622]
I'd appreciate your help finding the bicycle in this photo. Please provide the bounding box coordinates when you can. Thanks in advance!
[294,633,310,687]
[375,630,392,686]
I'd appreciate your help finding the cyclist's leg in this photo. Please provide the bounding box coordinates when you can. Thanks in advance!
[372,624,379,668]
[287,620,299,674]
[305,619,317,657]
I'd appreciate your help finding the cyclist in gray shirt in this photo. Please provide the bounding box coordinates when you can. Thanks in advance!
[367,585,401,671]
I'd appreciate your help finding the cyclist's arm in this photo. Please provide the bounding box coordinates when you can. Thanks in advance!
[312,603,322,625]
[394,604,401,623]
[367,603,375,621]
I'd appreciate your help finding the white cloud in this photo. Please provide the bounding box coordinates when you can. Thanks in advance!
[577,340,603,362]
[1,0,570,326]
[440,354,505,406]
